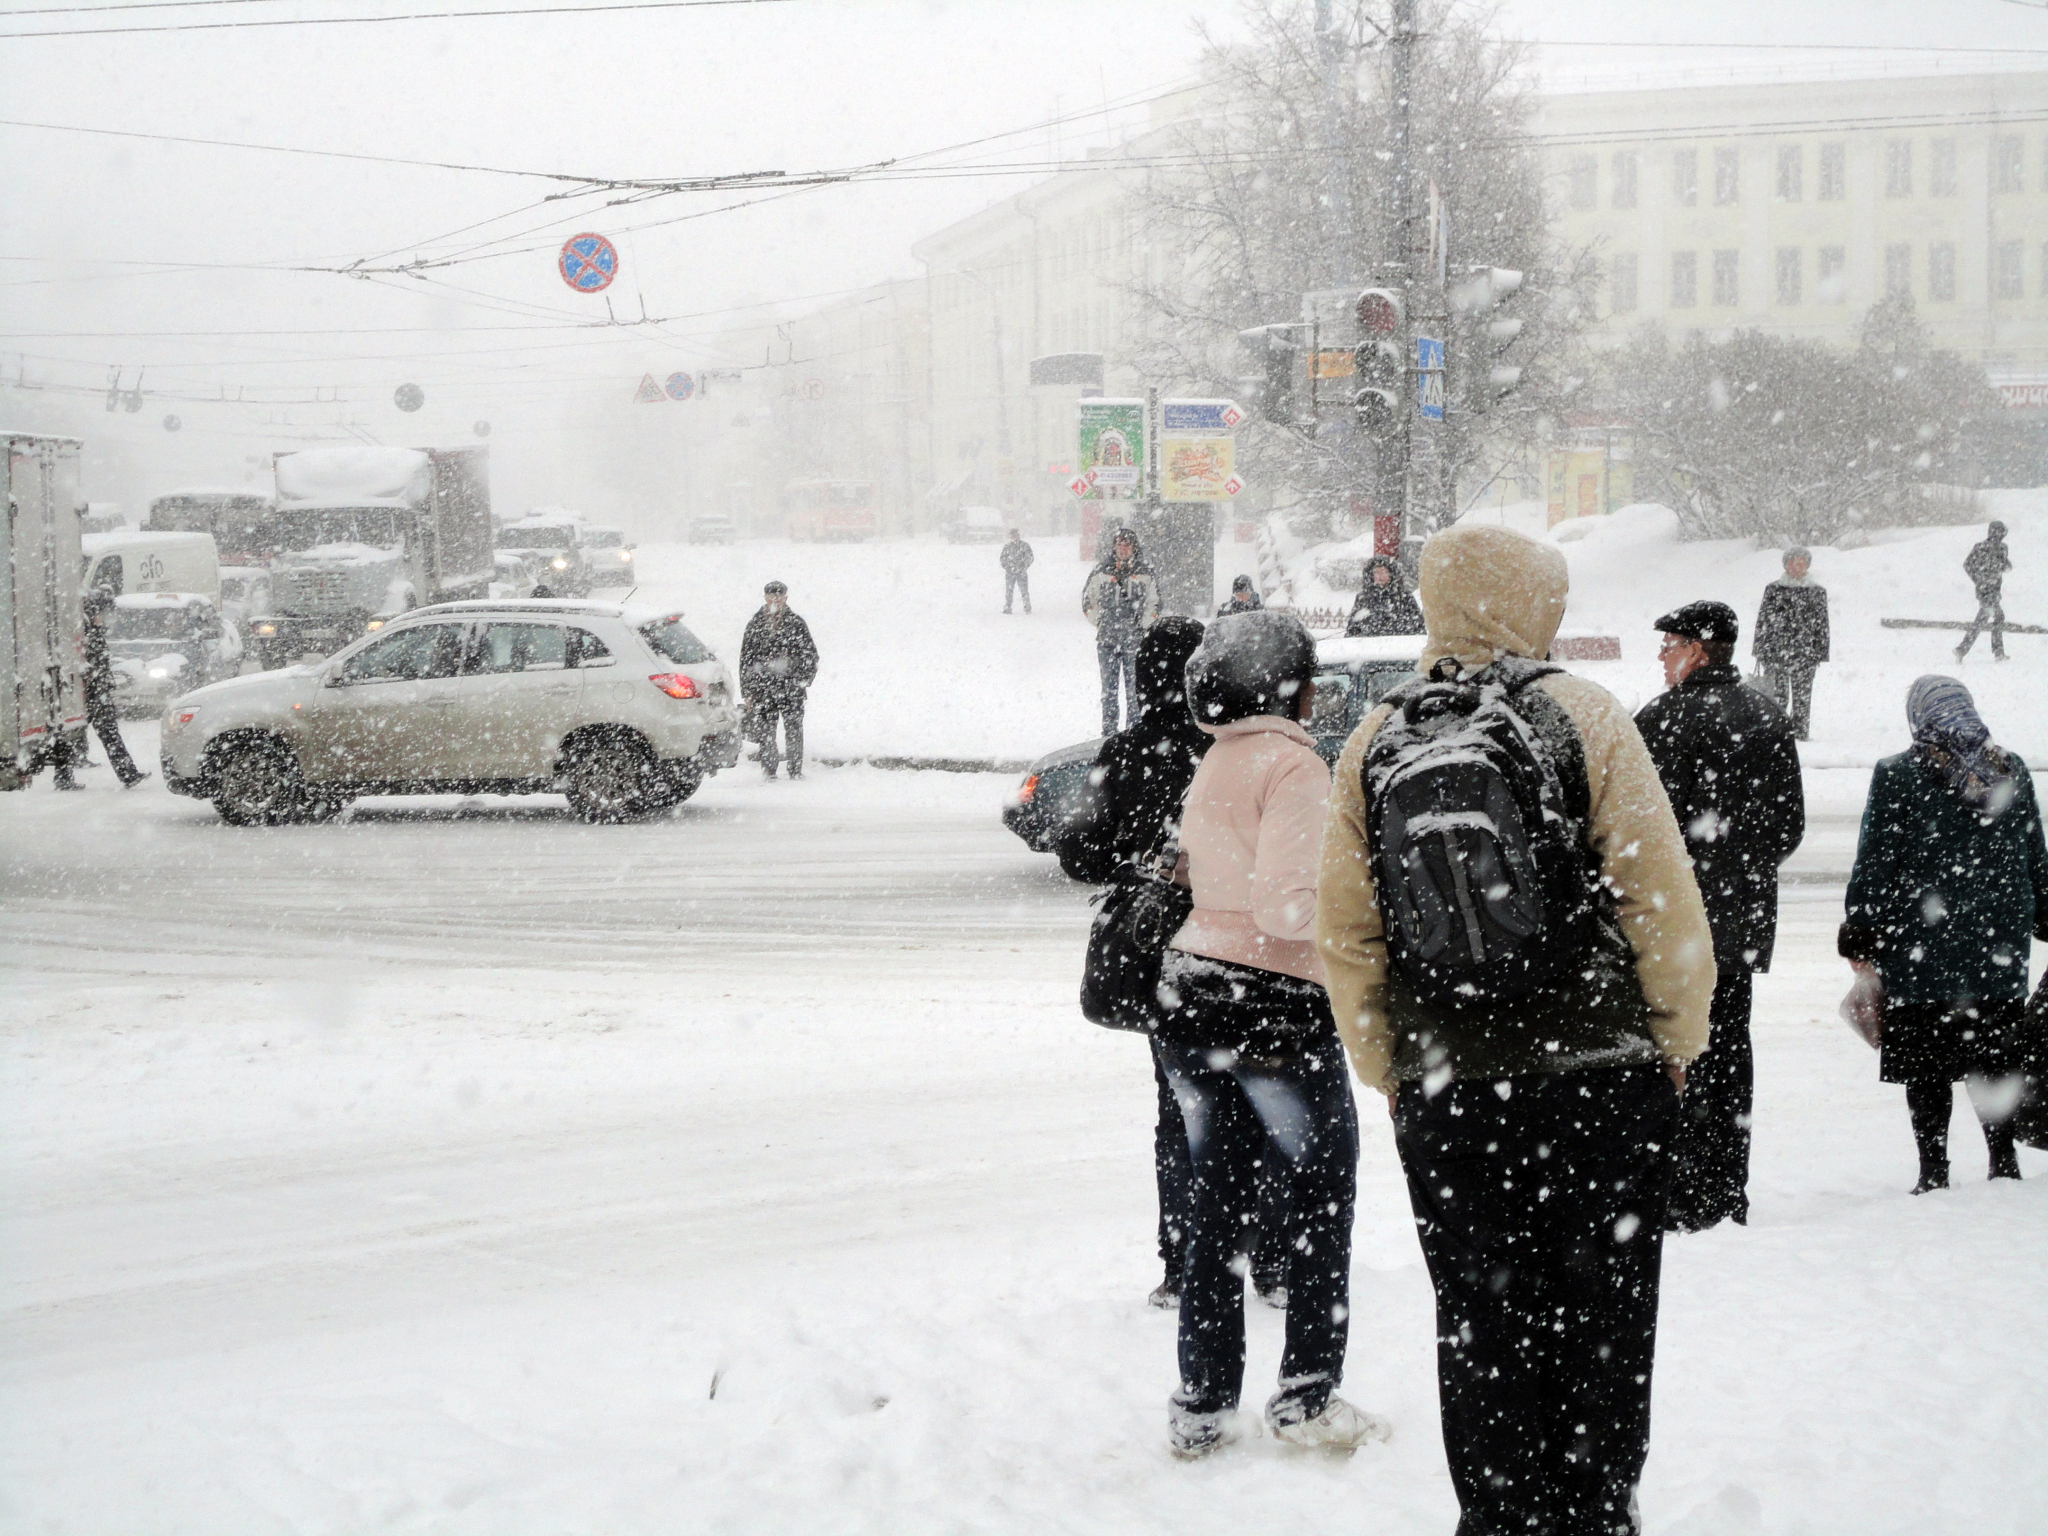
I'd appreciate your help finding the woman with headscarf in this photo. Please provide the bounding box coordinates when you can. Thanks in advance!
[1841,676,2048,1192]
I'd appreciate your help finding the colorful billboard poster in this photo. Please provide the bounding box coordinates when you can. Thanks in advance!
[1159,434,1239,501]
[1075,399,1144,499]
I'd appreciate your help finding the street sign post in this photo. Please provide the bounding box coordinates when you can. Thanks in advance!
[1160,398,1244,432]
[1416,336,1445,422]
[558,233,619,294]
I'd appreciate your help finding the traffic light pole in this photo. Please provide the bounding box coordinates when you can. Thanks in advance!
[1389,0,1418,553]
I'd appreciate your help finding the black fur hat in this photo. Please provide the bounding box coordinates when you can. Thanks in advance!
[1185,610,1316,726]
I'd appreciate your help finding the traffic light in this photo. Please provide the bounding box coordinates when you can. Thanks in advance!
[1354,288,1404,337]
[1238,325,1303,426]
[1351,337,1404,436]
[1453,267,1527,413]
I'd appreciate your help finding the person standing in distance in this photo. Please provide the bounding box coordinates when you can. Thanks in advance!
[1081,526,1158,736]
[52,587,149,791]
[1636,600,1805,1232]
[1752,546,1829,740]
[1000,528,1034,615]
[1320,524,1713,1536]
[1215,575,1264,617]
[1344,555,1425,638]
[739,581,819,781]
[1955,520,2012,662]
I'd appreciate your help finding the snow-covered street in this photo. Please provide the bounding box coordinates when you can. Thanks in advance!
[3,748,2043,1533]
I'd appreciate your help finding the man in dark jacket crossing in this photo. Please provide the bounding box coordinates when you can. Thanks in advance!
[739,581,820,780]
[1636,600,1805,1231]
[1752,546,1829,740]
[1956,520,2012,662]
[52,587,148,791]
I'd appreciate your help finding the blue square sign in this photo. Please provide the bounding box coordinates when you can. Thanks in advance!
[1416,336,1445,422]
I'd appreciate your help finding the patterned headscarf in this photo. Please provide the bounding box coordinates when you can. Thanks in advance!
[1906,674,2012,816]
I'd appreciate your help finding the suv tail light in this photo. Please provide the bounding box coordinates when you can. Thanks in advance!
[1016,772,1040,804]
[648,673,701,700]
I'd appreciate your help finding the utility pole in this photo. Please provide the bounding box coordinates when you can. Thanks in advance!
[1388,0,1418,551]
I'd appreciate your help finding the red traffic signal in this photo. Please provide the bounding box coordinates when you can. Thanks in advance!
[1355,288,1403,335]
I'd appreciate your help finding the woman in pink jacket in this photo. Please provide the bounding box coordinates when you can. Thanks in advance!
[1154,611,1387,1459]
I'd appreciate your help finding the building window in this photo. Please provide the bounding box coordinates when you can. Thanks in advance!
[1671,250,1698,308]
[1885,140,1912,197]
[1712,249,1740,306]
[1997,240,2025,300]
[1995,135,2024,193]
[1819,142,1846,201]
[1884,244,1911,297]
[1775,145,1802,202]
[1818,245,1846,303]
[1928,243,1956,302]
[1610,253,1639,313]
[1930,138,1957,197]
[1714,147,1740,205]
[1776,248,1802,306]
[1612,151,1638,209]
[1568,154,1597,211]
[1673,149,1698,207]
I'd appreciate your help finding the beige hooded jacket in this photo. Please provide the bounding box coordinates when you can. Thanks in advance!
[1316,524,1714,1094]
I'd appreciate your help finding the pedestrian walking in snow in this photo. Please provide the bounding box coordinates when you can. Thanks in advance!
[1000,528,1034,615]
[1636,600,1805,1232]
[1752,546,1830,740]
[1081,527,1159,736]
[1955,521,2013,662]
[1840,676,2047,1193]
[1215,574,1263,617]
[1151,611,1387,1459]
[1320,524,1714,1536]
[739,581,819,780]
[1343,555,1425,638]
[51,587,148,791]
[1057,618,1293,1313]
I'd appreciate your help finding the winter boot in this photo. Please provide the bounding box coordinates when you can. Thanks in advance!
[1988,1123,2022,1181]
[1254,1279,1288,1311]
[1267,1395,1392,1453]
[1912,1161,1950,1195]
[1167,1402,1254,1461]
[1146,1279,1179,1310]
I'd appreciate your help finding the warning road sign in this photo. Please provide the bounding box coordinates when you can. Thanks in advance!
[559,233,619,294]
[664,372,696,401]
[634,374,665,403]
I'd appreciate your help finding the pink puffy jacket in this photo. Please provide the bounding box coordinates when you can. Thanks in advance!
[1168,714,1331,985]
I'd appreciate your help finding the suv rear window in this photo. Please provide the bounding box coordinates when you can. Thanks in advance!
[639,615,714,664]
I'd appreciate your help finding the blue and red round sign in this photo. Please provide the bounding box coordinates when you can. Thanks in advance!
[558,233,619,294]
[664,372,696,401]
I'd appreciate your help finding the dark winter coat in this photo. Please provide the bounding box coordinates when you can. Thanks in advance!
[81,593,114,691]
[738,607,819,704]
[1345,559,1425,638]
[1753,578,1830,670]
[1840,749,2048,1004]
[1215,593,1264,617]
[1057,616,1210,883]
[1082,547,1160,649]
[1635,663,1806,972]
[1965,534,2011,599]
[1000,538,1034,576]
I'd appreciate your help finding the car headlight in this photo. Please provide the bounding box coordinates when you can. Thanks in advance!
[365,618,385,631]
[146,655,188,679]
[551,557,569,570]
[620,550,634,561]
[255,622,277,636]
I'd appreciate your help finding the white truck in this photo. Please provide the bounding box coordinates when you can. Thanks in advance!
[3,431,87,790]
[252,446,493,669]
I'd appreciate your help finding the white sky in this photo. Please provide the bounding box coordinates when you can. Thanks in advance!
[1,0,2041,510]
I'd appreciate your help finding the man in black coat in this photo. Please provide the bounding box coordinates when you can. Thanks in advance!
[738,580,820,780]
[1215,575,1264,617]
[1344,555,1425,637]
[1752,546,1829,740]
[1956,520,2012,662]
[1000,528,1034,615]
[52,588,148,790]
[1636,600,1805,1231]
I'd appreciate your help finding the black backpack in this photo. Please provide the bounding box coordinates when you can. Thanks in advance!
[1364,657,1601,1012]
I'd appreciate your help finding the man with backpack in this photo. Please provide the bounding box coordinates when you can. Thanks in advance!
[1636,601,1804,1233]
[1318,524,1713,1536]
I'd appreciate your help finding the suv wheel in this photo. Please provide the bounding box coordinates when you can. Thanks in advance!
[212,739,307,826]
[565,736,656,822]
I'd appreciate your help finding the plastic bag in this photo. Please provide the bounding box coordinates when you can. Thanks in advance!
[1838,968,1884,1049]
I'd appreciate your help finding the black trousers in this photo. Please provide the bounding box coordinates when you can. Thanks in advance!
[1156,1034,1356,1422]
[1396,1066,1679,1536]
[1956,593,2006,660]
[1666,971,1754,1232]
[1004,571,1031,612]
[749,693,805,775]
[1150,1037,1291,1292]
[1763,664,1816,740]
[54,681,142,787]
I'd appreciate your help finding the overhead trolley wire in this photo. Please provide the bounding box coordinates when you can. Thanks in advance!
[0,0,802,40]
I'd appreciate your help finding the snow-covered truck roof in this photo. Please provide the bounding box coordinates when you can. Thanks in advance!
[274,447,430,504]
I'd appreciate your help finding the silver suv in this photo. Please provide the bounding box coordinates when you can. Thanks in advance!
[160,600,741,824]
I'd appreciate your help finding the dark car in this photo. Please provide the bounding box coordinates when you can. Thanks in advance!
[1004,634,1424,879]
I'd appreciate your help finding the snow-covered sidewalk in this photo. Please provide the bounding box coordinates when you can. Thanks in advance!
[2,764,2043,1533]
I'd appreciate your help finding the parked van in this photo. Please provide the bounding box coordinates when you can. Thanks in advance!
[81,530,220,603]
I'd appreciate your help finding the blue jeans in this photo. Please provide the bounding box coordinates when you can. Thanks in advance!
[1098,641,1137,736]
[1156,1030,1358,1422]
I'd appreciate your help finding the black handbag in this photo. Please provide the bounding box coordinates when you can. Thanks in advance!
[2013,971,2048,1152]
[1079,844,1193,1033]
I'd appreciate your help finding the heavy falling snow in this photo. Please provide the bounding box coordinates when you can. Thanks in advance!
[4,524,2044,1533]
